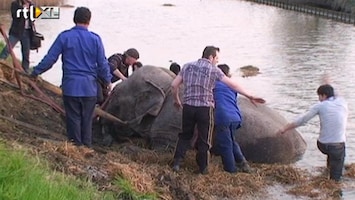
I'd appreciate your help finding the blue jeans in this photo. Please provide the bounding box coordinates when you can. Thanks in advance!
[214,122,246,173]
[317,141,345,181]
[0,30,31,72]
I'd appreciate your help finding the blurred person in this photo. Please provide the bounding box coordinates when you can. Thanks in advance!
[31,7,112,148]
[0,0,34,72]
[169,62,180,75]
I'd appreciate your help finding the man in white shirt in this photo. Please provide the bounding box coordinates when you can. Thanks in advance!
[278,84,348,181]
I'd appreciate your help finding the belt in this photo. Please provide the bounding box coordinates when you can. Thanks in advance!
[326,142,344,145]
[324,142,345,147]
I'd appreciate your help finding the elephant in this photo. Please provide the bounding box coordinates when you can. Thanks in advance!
[236,97,307,164]
[100,65,307,164]
[100,65,181,150]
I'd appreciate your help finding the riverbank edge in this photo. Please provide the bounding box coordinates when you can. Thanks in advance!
[245,0,355,25]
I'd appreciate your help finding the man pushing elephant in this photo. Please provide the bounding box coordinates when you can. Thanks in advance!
[171,46,265,174]
[278,84,348,181]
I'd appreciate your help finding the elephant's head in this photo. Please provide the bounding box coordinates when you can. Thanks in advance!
[102,66,181,148]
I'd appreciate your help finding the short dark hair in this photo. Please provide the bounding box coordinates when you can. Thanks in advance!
[317,84,334,98]
[73,7,91,24]
[217,64,230,76]
[132,61,143,71]
[202,46,220,59]
[169,62,181,75]
[124,48,140,59]
[133,61,143,68]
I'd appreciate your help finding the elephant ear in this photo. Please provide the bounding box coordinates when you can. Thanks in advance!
[133,79,166,124]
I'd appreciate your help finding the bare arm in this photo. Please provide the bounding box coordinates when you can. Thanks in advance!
[113,69,127,80]
[221,76,252,98]
[221,76,265,104]
[171,74,183,109]
[277,122,298,134]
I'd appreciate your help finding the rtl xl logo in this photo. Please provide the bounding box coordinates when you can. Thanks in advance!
[16,5,60,21]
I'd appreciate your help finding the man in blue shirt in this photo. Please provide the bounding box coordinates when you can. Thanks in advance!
[279,84,348,181]
[31,7,112,148]
[212,64,251,173]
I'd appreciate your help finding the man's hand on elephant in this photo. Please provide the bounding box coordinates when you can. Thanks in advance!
[251,97,265,103]
[277,123,295,135]
[248,96,265,106]
[106,83,113,94]
[277,129,285,135]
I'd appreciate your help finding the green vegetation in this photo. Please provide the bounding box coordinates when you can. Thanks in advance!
[0,141,115,200]
[115,178,157,200]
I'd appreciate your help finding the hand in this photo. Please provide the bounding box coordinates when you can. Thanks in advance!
[276,129,285,135]
[173,100,182,109]
[248,96,266,106]
[106,83,113,94]
[250,97,265,104]
[29,73,41,83]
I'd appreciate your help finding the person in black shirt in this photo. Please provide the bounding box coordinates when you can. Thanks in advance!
[97,48,140,105]
[108,48,140,82]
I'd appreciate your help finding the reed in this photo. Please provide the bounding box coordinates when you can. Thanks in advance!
[0,0,64,10]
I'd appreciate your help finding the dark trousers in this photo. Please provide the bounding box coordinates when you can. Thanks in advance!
[214,122,245,173]
[63,96,97,147]
[317,140,345,181]
[173,104,214,172]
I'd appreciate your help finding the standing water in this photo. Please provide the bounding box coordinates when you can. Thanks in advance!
[1,0,355,198]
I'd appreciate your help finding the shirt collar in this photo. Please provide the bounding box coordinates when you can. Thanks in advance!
[198,58,212,64]
[327,96,335,101]
[72,25,88,31]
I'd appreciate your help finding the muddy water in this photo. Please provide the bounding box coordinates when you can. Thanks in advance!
[1,0,355,198]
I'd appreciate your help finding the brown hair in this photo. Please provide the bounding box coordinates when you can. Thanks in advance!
[202,46,220,59]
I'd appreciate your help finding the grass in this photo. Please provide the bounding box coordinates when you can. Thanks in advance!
[115,177,157,200]
[0,141,115,200]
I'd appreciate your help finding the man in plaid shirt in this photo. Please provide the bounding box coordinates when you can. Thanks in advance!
[171,46,265,174]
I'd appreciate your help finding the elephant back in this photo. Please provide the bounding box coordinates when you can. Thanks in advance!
[236,97,307,164]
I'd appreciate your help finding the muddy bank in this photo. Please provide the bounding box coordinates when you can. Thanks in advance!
[1,61,355,199]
